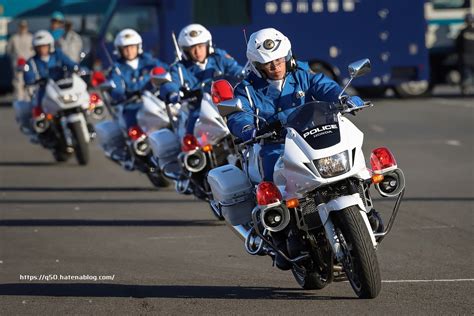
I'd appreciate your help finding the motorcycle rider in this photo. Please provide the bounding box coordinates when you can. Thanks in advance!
[107,28,169,130]
[24,30,78,109]
[227,28,381,269]
[160,23,244,134]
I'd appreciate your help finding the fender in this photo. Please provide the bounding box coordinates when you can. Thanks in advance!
[66,112,90,143]
[317,193,376,247]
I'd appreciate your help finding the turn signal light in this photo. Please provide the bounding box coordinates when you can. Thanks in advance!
[257,182,282,206]
[371,174,384,184]
[202,144,213,152]
[286,198,299,208]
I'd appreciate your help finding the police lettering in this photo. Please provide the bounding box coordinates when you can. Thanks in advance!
[303,124,338,138]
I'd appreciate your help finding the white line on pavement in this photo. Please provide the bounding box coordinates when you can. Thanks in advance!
[382,279,474,283]
[445,139,461,146]
[370,124,385,133]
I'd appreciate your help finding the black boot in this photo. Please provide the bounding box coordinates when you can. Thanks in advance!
[368,209,384,235]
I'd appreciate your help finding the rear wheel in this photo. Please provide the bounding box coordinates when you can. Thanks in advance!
[333,206,381,298]
[69,121,89,166]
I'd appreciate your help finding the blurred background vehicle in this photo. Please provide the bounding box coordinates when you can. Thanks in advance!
[0,0,472,97]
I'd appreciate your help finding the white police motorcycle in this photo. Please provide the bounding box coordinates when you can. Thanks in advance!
[148,79,239,218]
[13,69,95,165]
[94,68,170,187]
[208,59,406,298]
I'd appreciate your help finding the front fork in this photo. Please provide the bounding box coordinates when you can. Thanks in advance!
[317,193,377,261]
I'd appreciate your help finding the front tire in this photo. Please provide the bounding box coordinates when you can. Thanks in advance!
[333,206,381,299]
[146,171,169,188]
[69,121,89,166]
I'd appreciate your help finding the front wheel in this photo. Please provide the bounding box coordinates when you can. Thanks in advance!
[333,206,381,299]
[69,121,89,166]
[146,171,170,188]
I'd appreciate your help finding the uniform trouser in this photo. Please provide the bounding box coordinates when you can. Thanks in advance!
[121,105,140,130]
[186,106,200,135]
[260,144,284,181]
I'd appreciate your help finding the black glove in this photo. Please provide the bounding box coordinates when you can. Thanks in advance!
[256,120,282,137]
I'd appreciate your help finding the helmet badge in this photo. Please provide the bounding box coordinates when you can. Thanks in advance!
[263,39,275,50]
[189,30,202,38]
[124,33,133,39]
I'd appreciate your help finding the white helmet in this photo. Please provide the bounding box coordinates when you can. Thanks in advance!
[246,28,293,77]
[114,28,143,55]
[32,30,55,52]
[178,24,214,58]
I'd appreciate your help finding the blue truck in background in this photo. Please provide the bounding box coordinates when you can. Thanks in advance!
[1,0,431,97]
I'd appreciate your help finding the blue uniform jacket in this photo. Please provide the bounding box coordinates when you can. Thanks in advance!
[24,49,78,85]
[228,61,344,140]
[108,52,169,103]
[160,48,244,98]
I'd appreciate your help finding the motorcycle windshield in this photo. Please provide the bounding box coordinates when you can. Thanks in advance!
[285,101,341,150]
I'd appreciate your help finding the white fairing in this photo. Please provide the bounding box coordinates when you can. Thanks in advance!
[137,91,170,134]
[41,73,90,114]
[193,93,230,146]
[273,115,371,199]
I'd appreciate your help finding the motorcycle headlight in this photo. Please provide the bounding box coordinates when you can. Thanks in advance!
[59,94,78,104]
[314,150,350,178]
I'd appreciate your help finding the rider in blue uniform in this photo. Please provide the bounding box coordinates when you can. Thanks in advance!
[227,28,382,270]
[24,30,78,107]
[108,28,169,129]
[160,23,244,135]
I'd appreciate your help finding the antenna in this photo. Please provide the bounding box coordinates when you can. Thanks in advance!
[242,28,248,44]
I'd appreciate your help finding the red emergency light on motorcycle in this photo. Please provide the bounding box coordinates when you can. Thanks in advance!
[91,71,106,87]
[370,147,397,173]
[211,79,234,105]
[128,126,144,141]
[257,181,282,206]
[370,147,405,197]
[182,134,200,152]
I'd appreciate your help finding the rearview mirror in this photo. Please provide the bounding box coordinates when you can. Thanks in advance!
[348,58,371,78]
[217,98,243,117]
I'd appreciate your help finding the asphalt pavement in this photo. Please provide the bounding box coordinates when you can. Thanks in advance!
[0,94,473,314]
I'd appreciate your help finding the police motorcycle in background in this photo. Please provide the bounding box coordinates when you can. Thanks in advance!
[208,59,406,298]
[13,66,97,165]
[148,75,239,217]
[94,67,169,187]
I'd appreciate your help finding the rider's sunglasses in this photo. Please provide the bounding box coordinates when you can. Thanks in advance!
[259,57,286,70]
